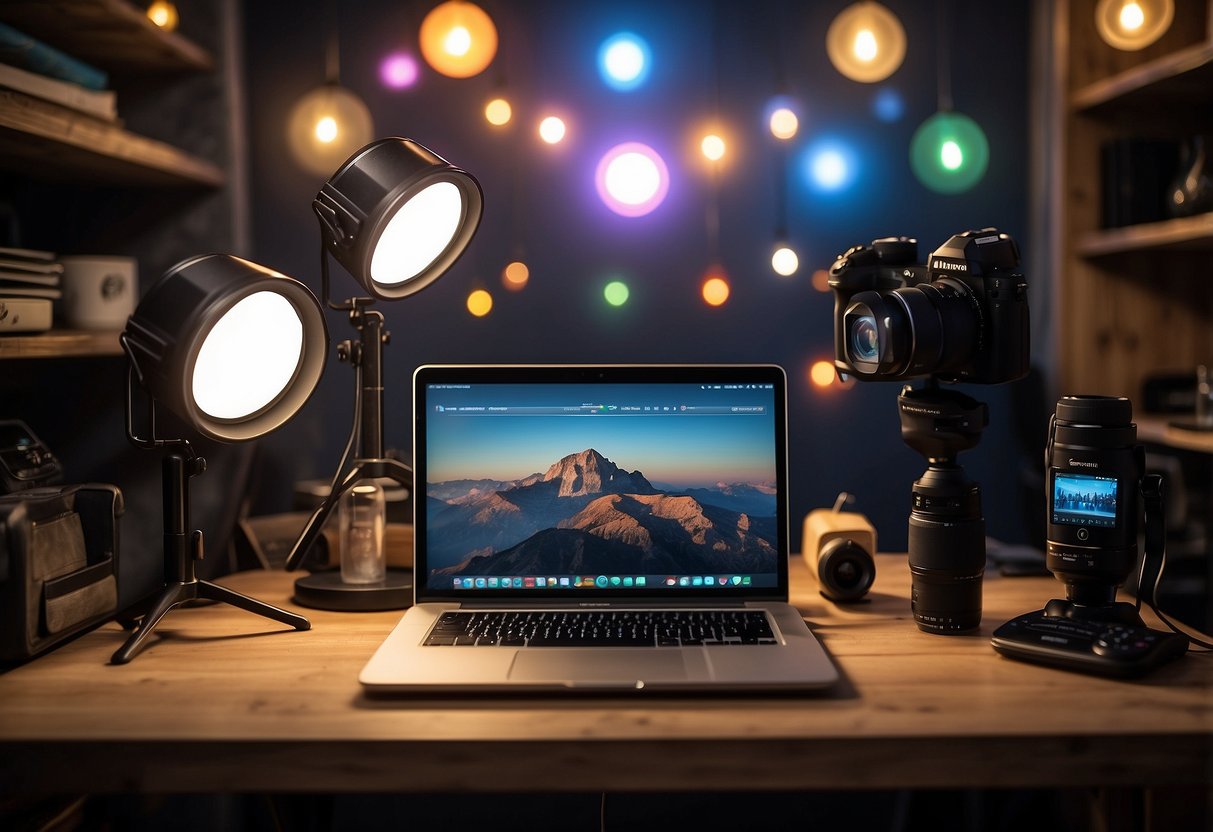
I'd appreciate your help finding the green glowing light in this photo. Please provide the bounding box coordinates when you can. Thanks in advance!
[604,280,630,307]
[910,111,989,194]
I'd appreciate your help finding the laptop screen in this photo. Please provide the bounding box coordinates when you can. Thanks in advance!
[413,365,788,601]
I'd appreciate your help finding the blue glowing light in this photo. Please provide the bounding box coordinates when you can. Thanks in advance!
[804,139,859,192]
[872,87,905,122]
[598,32,651,91]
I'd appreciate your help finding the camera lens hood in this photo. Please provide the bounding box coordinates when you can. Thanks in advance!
[1055,395,1132,427]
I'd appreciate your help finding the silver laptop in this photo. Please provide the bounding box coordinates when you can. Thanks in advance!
[359,365,838,693]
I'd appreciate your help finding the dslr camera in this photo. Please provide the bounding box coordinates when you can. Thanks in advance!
[829,228,1029,385]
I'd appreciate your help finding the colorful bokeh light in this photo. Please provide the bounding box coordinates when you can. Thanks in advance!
[147,1,179,31]
[701,274,730,307]
[595,142,670,217]
[825,2,907,83]
[598,32,651,90]
[286,84,374,176]
[910,111,990,194]
[466,289,493,317]
[502,261,529,290]
[538,116,567,144]
[810,360,838,388]
[771,246,799,277]
[812,269,832,293]
[380,53,420,89]
[485,97,512,126]
[872,87,905,122]
[700,134,726,162]
[804,139,858,193]
[604,280,630,306]
[419,1,498,78]
[769,107,799,140]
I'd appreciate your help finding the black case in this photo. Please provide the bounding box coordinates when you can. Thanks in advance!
[0,484,122,661]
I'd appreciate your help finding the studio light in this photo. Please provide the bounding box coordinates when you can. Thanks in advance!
[312,138,483,301]
[1095,0,1173,50]
[826,2,906,83]
[113,255,328,664]
[287,138,483,610]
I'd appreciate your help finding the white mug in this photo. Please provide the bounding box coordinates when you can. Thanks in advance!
[60,255,137,330]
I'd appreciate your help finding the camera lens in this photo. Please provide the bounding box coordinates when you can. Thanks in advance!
[843,280,978,380]
[849,315,879,362]
[908,465,985,634]
[816,538,875,602]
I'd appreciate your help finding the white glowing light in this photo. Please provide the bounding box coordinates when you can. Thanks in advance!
[772,247,800,277]
[444,25,472,56]
[1120,2,1145,30]
[940,140,964,170]
[370,181,464,286]
[193,292,303,420]
[314,116,338,143]
[854,29,878,62]
[539,116,567,144]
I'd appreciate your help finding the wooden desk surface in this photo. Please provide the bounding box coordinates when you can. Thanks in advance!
[1,555,1209,795]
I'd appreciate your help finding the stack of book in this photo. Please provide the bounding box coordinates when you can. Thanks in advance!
[0,20,116,122]
[0,247,60,334]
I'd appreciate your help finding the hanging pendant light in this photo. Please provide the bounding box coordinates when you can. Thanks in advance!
[826,2,906,83]
[909,111,989,194]
[1095,0,1174,50]
[420,1,498,78]
[287,84,374,177]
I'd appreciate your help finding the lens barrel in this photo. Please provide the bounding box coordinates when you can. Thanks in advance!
[816,538,876,602]
[908,465,985,634]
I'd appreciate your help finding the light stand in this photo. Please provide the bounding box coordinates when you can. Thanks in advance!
[284,257,414,610]
[112,253,328,664]
[282,137,483,612]
[112,363,310,665]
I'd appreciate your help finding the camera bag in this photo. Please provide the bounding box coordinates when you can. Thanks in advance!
[0,484,122,661]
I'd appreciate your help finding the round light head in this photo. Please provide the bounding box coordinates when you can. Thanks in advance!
[314,137,484,301]
[123,255,328,443]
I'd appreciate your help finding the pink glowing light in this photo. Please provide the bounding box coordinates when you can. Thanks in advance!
[594,142,669,217]
[380,53,420,89]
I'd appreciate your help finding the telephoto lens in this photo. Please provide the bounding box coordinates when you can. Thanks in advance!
[908,465,985,634]
[1046,395,1143,607]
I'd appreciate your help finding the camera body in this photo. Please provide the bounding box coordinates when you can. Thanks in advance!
[829,228,1029,385]
[803,507,876,602]
[1045,395,1145,606]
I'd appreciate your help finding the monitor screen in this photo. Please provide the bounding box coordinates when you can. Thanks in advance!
[1051,471,1119,528]
[415,367,785,597]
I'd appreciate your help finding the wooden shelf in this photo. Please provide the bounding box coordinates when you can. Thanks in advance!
[1138,415,1213,454]
[0,327,122,359]
[1071,40,1213,115]
[0,0,213,74]
[0,90,224,187]
[1076,212,1213,257]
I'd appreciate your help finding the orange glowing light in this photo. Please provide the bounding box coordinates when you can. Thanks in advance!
[810,360,838,388]
[502,261,529,290]
[485,97,512,126]
[419,1,498,78]
[466,289,493,317]
[812,269,832,293]
[701,275,730,307]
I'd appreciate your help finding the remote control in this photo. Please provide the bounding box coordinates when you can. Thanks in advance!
[992,609,1189,678]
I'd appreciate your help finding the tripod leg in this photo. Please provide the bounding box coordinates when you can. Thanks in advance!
[198,580,311,631]
[110,583,194,665]
[283,467,362,571]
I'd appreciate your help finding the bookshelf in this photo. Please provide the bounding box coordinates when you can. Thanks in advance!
[1053,0,1213,445]
[0,0,236,360]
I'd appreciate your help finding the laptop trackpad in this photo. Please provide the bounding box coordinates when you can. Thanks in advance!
[508,650,688,685]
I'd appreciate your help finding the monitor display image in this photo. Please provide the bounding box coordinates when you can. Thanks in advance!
[1051,471,1119,528]
[419,376,782,593]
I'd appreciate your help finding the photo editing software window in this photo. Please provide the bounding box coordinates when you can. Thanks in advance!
[422,380,780,592]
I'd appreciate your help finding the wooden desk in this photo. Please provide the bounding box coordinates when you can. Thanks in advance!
[0,555,1209,796]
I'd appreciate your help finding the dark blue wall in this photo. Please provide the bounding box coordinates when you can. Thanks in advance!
[241,0,1037,553]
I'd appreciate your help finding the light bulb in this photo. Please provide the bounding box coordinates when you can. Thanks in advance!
[769,107,799,140]
[603,280,630,307]
[419,1,498,78]
[503,261,529,290]
[1095,0,1173,50]
[910,111,989,194]
[771,246,799,277]
[485,97,512,126]
[701,274,730,307]
[596,142,669,217]
[826,2,906,83]
[286,84,374,177]
[147,1,179,31]
[701,134,726,161]
[599,32,652,91]
[810,360,837,388]
[538,116,567,144]
[466,289,493,317]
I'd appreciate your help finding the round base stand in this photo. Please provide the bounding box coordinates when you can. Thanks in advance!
[292,568,413,611]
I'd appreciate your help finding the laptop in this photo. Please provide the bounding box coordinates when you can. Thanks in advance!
[359,365,839,693]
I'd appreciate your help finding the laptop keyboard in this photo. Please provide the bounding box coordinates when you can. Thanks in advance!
[423,609,778,647]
